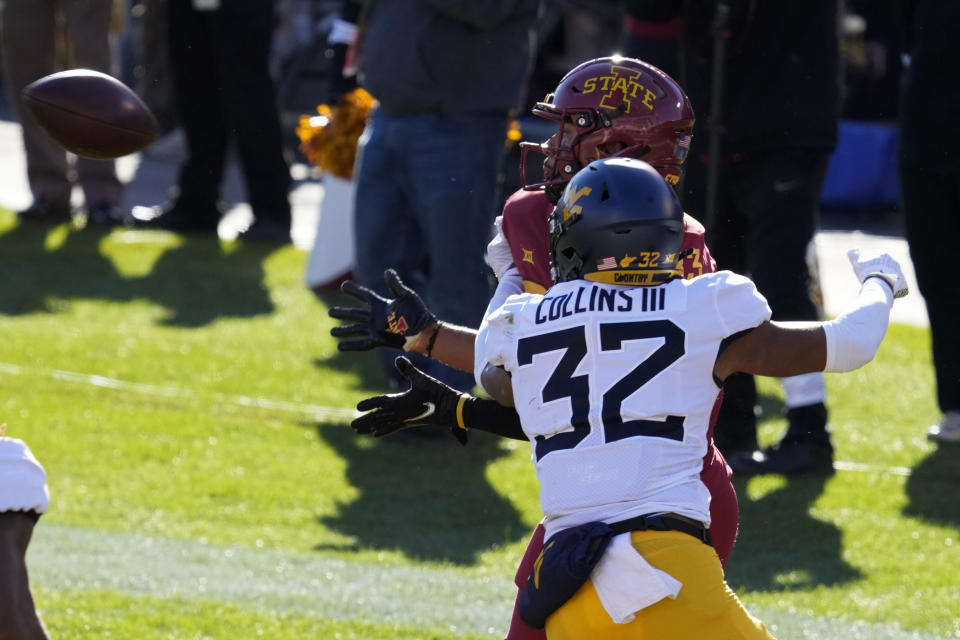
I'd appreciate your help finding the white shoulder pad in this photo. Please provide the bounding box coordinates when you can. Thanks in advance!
[474,294,537,386]
[707,271,772,337]
[0,437,50,514]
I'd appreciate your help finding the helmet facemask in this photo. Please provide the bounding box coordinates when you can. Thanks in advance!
[519,57,695,202]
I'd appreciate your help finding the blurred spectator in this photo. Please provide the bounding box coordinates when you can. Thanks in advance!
[898,0,960,444]
[131,0,178,135]
[131,0,292,243]
[351,0,541,392]
[0,433,51,640]
[624,1,842,474]
[0,0,125,226]
[839,1,901,121]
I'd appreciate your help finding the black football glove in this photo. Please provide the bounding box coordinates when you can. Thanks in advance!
[329,269,436,351]
[352,356,469,445]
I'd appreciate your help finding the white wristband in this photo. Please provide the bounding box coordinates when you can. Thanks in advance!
[822,278,893,372]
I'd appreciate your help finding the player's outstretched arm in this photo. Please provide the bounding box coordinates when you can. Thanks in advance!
[715,249,908,381]
[328,269,436,351]
[0,512,50,640]
[352,357,526,443]
[328,269,481,372]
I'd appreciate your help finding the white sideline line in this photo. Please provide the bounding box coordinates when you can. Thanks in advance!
[0,361,915,476]
[28,524,948,639]
[0,361,359,423]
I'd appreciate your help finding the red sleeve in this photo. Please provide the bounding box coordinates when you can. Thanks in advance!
[680,212,717,278]
[500,190,556,294]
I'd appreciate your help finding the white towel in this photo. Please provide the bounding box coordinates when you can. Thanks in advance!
[0,437,49,514]
[590,532,682,624]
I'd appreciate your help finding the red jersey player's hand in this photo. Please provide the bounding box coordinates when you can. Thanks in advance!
[486,217,515,280]
[352,356,469,445]
[329,269,437,351]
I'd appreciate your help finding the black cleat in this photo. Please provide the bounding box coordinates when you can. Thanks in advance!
[237,216,291,243]
[86,202,126,227]
[129,202,221,232]
[729,437,834,476]
[18,199,73,224]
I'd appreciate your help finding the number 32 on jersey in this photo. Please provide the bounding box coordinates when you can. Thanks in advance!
[517,320,688,461]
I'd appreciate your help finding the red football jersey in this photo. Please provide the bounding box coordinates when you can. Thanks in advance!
[500,189,717,294]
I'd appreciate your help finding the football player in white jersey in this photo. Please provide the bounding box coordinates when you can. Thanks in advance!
[471,157,907,638]
[0,428,52,640]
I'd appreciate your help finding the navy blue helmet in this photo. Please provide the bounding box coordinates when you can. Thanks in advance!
[549,157,685,285]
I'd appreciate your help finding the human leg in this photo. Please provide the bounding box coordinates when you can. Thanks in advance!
[63,0,124,217]
[214,3,292,228]
[353,110,424,386]
[683,156,760,457]
[163,0,227,225]
[545,530,774,639]
[0,512,49,640]
[0,0,72,219]
[505,523,547,640]
[404,113,505,390]
[901,162,960,442]
[728,151,833,474]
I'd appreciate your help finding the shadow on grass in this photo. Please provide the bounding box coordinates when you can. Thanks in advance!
[313,425,527,565]
[0,221,131,313]
[0,222,277,326]
[725,474,863,591]
[903,445,960,527]
[136,235,276,327]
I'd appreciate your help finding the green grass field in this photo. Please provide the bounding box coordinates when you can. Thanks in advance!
[1,210,957,639]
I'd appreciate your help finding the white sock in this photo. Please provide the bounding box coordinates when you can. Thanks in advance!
[781,372,826,409]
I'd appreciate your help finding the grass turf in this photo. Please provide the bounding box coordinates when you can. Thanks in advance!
[1,211,957,637]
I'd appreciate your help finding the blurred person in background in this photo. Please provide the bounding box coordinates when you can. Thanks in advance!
[898,0,960,444]
[348,0,541,393]
[622,1,842,475]
[0,430,51,640]
[0,0,125,226]
[131,0,178,137]
[130,0,292,242]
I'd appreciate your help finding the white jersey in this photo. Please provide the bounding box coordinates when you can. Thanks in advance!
[476,271,771,539]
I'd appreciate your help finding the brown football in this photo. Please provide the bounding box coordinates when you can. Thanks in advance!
[21,69,160,160]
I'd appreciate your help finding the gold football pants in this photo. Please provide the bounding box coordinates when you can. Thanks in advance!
[545,530,775,640]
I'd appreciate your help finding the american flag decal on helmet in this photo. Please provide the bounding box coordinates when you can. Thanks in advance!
[597,256,617,270]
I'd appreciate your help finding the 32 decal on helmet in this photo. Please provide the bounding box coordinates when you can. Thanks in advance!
[549,158,685,286]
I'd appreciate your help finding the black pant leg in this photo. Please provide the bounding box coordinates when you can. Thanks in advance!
[901,162,960,413]
[167,0,228,214]
[682,154,758,449]
[211,3,291,223]
[733,151,826,323]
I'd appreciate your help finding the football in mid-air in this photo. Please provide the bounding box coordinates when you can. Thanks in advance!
[21,69,159,160]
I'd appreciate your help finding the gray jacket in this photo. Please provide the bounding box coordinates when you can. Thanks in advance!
[359,0,540,116]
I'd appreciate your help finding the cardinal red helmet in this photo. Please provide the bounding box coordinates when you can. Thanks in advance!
[521,56,694,201]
